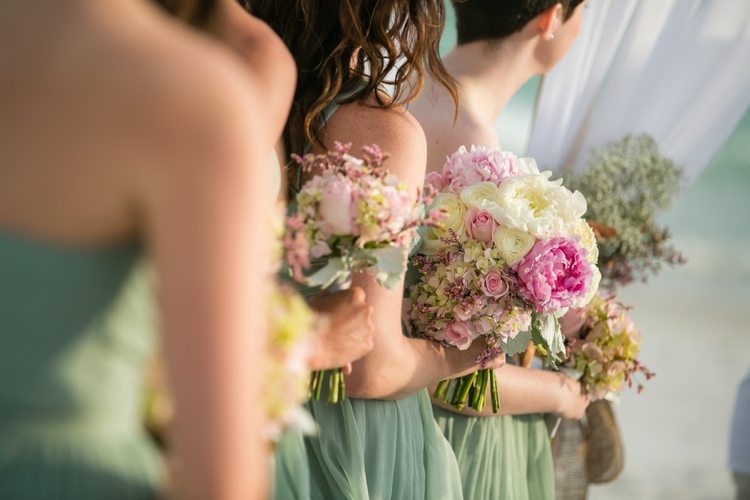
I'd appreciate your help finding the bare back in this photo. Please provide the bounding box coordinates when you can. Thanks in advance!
[0,0,276,246]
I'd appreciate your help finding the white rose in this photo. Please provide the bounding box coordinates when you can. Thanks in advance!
[570,219,599,264]
[422,192,466,254]
[459,181,502,210]
[489,173,583,238]
[492,227,536,266]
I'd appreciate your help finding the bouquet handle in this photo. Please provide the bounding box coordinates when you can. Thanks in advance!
[520,341,535,368]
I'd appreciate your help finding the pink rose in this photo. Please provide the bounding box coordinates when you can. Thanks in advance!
[434,321,476,350]
[463,207,497,243]
[516,236,593,314]
[425,171,446,192]
[318,177,358,236]
[559,307,586,339]
[480,268,508,298]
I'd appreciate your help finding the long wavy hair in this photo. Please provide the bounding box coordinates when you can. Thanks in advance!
[246,0,458,192]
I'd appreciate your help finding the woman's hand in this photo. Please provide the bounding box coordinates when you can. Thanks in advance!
[307,287,375,371]
[553,373,590,420]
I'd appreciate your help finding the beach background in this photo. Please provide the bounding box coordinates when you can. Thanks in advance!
[438,9,750,499]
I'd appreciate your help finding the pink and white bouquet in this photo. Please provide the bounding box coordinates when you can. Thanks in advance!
[560,294,653,403]
[285,142,442,403]
[405,145,601,412]
[285,141,440,291]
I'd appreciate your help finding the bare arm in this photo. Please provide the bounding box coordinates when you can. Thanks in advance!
[138,59,275,500]
[310,99,504,401]
[431,364,589,419]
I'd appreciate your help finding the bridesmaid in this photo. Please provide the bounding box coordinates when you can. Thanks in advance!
[246,1,506,499]
[0,0,293,498]
[410,2,589,499]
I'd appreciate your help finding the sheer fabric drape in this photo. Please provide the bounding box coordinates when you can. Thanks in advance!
[527,0,750,184]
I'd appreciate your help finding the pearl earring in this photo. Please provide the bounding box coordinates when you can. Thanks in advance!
[550,34,555,40]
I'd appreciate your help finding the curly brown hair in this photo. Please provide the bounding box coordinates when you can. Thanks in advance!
[245,0,458,190]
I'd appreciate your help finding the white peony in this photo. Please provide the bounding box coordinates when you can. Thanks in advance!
[515,157,540,175]
[492,227,536,266]
[459,181,502,211]
[487,172,587,238]
[422,192,466,254]
[570,219,599,265]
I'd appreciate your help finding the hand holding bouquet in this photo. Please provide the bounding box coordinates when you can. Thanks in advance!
[560,294,654,403]
[405,146,601,412]
[285,142,442,402]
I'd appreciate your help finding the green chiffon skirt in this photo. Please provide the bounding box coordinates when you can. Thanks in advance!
[433,406,554,500]
[296,382,463,500]
[274,430,310,500]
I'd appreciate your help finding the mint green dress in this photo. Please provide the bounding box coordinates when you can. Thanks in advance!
[0,230,163,499]
[432,378,555,500]
[274,87,464,500]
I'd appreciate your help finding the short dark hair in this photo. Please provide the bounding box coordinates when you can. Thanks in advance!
[452,0,584,45]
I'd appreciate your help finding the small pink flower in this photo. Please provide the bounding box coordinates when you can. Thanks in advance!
[463,207,497,243]
[434,321,476,350]
[480,268,508,298]
[318,176,359,236]
[425,171,446,192]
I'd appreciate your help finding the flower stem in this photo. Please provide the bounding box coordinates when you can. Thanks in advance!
[454,371,478,411]
[470,370,485,410]
[338,369,346,402]
[433,380,448,400]
[490,369,500,413]
[478,368,489,412]
[314,371,324,400]
[327,368,341,404]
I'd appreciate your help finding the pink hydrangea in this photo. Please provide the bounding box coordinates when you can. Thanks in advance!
[442,145,520,194]
[516,236,593,314]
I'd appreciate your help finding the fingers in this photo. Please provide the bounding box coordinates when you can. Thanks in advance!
[341,363,353,375]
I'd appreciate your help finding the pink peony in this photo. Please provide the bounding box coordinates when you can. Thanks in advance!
[425,171,446,192]
[480,268,508,298]
[516,236,592,314]
[318,176,359,237]
[434,321,477,350]
[442,146,520,195]
[464,207,497,243]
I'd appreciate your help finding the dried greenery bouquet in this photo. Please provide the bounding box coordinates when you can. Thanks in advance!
[564,134,686,290]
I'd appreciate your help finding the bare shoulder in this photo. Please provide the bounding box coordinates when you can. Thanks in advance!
[318,96,428,189]
[219,1,296,99]
[108,11,271,175]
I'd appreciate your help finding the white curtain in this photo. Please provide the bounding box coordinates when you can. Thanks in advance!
[527,0,750,184]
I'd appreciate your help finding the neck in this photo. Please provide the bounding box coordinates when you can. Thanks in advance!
[441,39,541,128]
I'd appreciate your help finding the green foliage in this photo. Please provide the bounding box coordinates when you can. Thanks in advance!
[565,134,686,289]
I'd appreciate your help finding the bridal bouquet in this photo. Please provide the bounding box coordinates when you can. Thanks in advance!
[264,283,319,441]
[405,145,600,412]
[560,294,654,403]
[285,141,442,403]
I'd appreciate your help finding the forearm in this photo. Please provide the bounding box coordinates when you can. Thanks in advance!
[345,328,487,400]
[430,364,569,417]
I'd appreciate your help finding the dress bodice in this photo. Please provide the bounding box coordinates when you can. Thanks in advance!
[0,230,162,499]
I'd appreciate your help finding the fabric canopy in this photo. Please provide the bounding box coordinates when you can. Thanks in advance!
[527,0,750,184]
